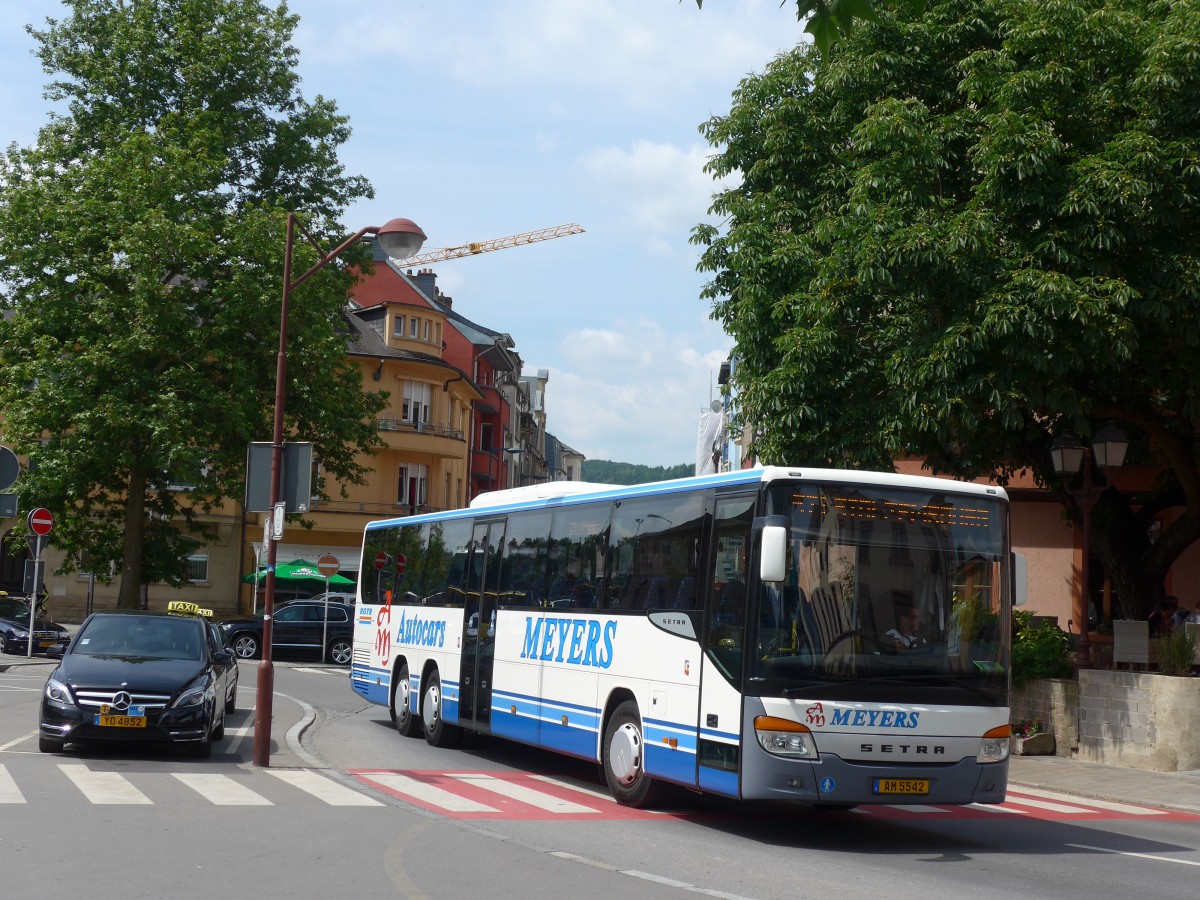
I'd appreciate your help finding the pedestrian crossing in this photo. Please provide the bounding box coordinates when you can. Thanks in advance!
[2,758,1195,821]
[0,761,382,808]
[351,769,1200,823]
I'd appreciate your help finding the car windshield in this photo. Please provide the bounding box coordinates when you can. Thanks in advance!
[0,597,32,619]
[74,616,204,660]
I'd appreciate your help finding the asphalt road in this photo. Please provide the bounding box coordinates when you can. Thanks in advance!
[3,659,1200,899]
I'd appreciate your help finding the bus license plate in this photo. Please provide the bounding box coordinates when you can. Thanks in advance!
[873,778,929,796]
[95,714,146,728]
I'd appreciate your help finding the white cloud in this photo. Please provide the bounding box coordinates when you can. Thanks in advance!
[581,140,727,237]
[534,318,731,466]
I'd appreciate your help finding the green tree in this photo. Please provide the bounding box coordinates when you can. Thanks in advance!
[693,0,1200,619]
[692,0,927,54]
[0,0,385,607]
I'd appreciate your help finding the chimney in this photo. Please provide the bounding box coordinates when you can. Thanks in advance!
[415,268,437,300]
[441,295,452,310]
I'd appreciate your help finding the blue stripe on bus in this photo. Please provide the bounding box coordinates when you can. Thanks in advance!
[698,766,740,797]
[538,717,599,757]
[490,707,539,743]
[490,689,541,719]
[646,743,698,785]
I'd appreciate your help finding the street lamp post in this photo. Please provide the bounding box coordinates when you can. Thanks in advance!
[1050,423,1128,670]
[252,213,425,768]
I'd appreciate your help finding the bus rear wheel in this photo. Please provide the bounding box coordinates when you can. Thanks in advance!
[421,670,461,748]
[602,700,664,808]
[393,663,421,738]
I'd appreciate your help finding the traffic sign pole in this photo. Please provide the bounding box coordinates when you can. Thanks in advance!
[317,554,339,659]
[24,508,53,658]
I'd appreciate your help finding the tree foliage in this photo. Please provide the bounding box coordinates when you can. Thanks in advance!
[0,0,385,607]
[582,460,693,485]
[693,0,1200,618]
[692,0,927,54]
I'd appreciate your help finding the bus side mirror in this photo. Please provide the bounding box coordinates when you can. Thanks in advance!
[1012,552,1028,607]
[760,525,787,583]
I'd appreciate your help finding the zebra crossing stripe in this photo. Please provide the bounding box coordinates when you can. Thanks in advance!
[174,773,273,805]
[264,768,383,806]
[1009,786,1166,816]
[363,772,499,813]
[1000,793,1102,815]
[449,773,599,814]
[0,764,26,804]
[60,764,152,805]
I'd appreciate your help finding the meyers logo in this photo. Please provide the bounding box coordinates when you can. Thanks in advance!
[830,709,920,729]
[520,616,616,668]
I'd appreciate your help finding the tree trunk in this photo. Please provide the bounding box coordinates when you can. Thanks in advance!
[116,470,148,609]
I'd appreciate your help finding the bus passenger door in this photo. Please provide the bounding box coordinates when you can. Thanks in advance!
[460,520,504,732]
[697,493,755,797]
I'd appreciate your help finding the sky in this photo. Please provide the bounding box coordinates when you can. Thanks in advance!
[0,0,805,468]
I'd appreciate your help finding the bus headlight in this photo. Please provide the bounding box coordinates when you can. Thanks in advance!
[754,716,818,759]
[978,724,1011,764]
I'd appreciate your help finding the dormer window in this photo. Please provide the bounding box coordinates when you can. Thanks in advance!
[393,315,406,338]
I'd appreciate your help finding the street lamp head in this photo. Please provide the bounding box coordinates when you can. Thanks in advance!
[377,218,427,261]
[1091,422,1129,469]
[1050,432,1086,476]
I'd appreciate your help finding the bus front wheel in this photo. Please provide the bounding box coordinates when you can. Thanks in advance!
[421,670,461,748]
[602,700,664,808]
[393,662,421,738]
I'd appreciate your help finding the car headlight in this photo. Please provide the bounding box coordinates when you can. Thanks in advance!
[754,716,819,759]
[45,678,73,705]
[13,629,29,640]
[171,681,215,709]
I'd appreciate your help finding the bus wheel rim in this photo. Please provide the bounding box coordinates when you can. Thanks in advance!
[609,722,642,785]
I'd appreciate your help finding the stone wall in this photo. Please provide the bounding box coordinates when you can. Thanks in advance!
[1011,678,1078,758]
[1076,669,1200,771]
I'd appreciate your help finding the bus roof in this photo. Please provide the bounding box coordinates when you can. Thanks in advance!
[366,466,1008,532]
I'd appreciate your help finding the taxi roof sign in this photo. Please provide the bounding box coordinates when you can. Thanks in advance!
[167,600,213,618]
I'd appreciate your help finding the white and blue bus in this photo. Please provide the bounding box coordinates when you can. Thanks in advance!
[350,466,1012,809]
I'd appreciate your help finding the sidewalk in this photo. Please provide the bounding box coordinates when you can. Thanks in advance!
[6,646,1200,813]
[1008,754,1200,815]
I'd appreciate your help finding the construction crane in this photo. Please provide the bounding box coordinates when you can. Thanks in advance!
[390,223,585,267]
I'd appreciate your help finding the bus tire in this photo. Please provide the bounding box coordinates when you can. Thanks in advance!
[421,670,461,748]
[602,700,664,808]
[392,662,422,738]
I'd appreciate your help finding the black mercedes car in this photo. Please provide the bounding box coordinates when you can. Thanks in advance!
[39,607,236,757]
[219,599,354,665]
[0,595,69,655]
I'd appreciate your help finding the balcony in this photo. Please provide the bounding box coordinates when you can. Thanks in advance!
[376,417,465,457]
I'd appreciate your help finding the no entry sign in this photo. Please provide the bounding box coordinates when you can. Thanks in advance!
[374,551,389,570]
[27,507,54,536]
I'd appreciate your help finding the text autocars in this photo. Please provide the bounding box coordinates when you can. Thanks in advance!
[39,610,236,757]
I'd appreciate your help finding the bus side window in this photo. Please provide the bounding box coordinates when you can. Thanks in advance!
[706,494,755,655]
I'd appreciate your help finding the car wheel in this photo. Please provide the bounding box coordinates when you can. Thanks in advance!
[231,633,259,660]
[326,637,352,666]
[0,633,9,654]
[39,734,64,753]
[421,669,461,748]
[602,699,665,808]
[392,662,422,738]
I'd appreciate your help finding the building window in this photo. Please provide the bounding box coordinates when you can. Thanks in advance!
[398,463,428,508]
[423,319,431,342]
[403,381,431,426]
[393,315,405,338]
[410,317,419,339]
[186,552,209,583]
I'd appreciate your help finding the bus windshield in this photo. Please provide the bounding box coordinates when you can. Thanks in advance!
[750,482,1010,705]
